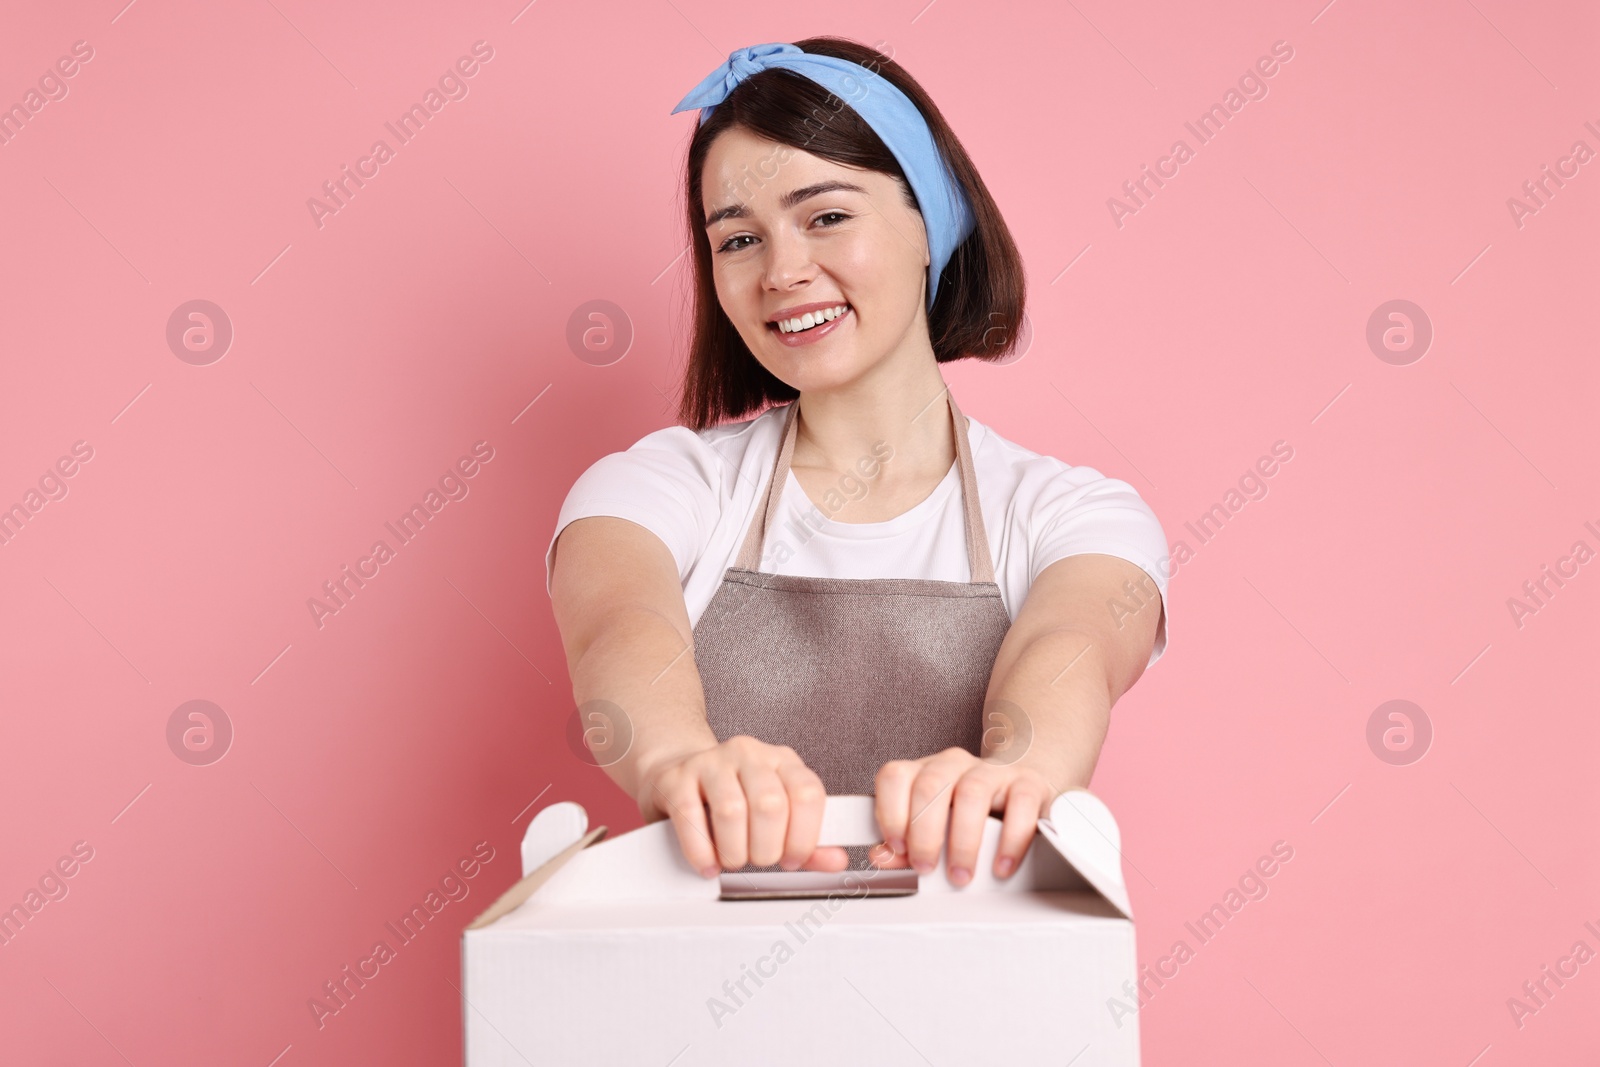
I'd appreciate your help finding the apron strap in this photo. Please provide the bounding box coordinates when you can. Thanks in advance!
[732,389,996,584]
[947,391,997,585]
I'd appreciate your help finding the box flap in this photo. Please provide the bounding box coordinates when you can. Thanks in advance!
[1038,789,1133,919]
[467,822,608,930]
[519,799,588,877]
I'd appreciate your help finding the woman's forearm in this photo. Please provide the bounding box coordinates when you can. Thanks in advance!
[566,605,719,820]
[980,627,1114,796]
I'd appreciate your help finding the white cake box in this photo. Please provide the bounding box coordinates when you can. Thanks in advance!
[461,790,1140,1065]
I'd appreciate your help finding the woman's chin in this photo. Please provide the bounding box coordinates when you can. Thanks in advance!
[752,342,861,387]
[771,357,872,396]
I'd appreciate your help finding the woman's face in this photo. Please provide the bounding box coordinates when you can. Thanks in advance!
[700,126,931,394]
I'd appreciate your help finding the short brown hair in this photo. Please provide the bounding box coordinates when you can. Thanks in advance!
[674,36,1026,430]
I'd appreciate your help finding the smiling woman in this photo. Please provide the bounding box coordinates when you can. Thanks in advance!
[545,37,1170,891]
[673,39,1024,428]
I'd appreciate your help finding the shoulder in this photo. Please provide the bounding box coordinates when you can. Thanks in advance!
[968,413,1167,571]
[967,415,1122,501]
[694,403,790,489]
[567,403,789,502]
[547,404,791,593]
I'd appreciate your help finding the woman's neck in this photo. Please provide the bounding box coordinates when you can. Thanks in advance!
[789,358,957,485]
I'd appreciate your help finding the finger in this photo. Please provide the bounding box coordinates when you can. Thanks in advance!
[994,779,1052,879]
[801,846,851,872]
[650,770,719,877]
[873,758,921,857]
[738,761,790,868]
[904,762,962,875]
[868,842,910,868]
[774,757,828,871]
[945,770,1003,887]
[700,760,749,870]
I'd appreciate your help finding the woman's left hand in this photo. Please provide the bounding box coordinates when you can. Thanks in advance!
[867,748,1064,886]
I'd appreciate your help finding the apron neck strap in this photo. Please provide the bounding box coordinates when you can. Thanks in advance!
[733,390,996,584]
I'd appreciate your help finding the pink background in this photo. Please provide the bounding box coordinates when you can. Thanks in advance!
[2,1,1595,1064]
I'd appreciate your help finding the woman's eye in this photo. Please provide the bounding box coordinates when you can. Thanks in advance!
[714,213,851,254]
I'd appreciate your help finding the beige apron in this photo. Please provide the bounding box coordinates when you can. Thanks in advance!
[692,392,1013,868]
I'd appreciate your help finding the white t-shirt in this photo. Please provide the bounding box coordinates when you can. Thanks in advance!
[545,403,1171,669]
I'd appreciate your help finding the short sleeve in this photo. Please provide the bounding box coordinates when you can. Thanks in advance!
[1030,465,1171,669]
[544,427,721,596]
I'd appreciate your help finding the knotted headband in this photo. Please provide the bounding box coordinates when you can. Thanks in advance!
[671,42,976,310]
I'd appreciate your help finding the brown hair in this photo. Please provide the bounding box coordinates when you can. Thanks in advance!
[674,36,1026,430]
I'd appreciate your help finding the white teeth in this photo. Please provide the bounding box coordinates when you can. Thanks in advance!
[776,304,849,334]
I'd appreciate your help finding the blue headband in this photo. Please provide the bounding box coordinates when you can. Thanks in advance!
[671,42,976,311]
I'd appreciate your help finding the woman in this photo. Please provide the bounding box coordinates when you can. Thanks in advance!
[547,38,1169,888]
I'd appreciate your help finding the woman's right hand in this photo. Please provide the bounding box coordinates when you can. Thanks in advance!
[637,735,850,877]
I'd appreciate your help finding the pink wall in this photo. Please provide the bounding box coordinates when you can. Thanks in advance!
[2,1,1595,1064]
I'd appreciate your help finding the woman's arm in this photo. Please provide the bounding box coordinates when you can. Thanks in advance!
[548,515,850,874]
[869,552,1163,884]
[548,515,719,819]
[981,550,1162,788]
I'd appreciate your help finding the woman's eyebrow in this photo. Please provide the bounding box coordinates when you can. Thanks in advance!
[703,180,869,229]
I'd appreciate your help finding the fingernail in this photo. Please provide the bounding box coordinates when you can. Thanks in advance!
[995,856,1015,877]
[701,865,720,878]
[888,837,904,854]
[911,858,933,875]
[949,866,971,886]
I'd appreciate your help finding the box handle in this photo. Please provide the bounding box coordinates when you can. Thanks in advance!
[813,794,889,846]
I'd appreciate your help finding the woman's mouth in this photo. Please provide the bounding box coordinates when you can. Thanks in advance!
[768,304,852,348]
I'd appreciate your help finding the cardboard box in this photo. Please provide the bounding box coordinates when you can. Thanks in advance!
[461,790,1140,1065]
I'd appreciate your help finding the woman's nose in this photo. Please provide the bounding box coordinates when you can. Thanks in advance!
[760,226,818,292]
